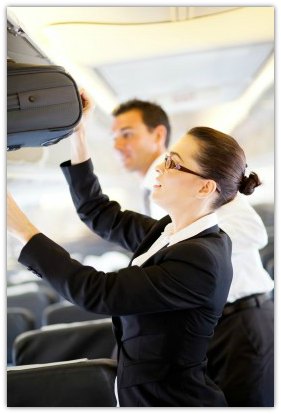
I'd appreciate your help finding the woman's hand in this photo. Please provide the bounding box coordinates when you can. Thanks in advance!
[80,88,95,119]
[75,88,95,132]
[70,88,94,165]
[7,192,40,245]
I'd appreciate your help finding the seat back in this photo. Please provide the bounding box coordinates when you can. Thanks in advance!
[254,203,274,278]
[7,283,60,328]
[7,358,117,407]
[259,240,274,279]
[7,307,35,365]
[7,274,62,302]
[13,319,116,365]
[42,301,109,325]
[265,257,274,281]
[253,203,274,238]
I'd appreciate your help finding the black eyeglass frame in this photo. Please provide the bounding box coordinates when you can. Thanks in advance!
[164,154,221,193]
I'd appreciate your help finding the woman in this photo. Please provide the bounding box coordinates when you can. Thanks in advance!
[7,92,261,407]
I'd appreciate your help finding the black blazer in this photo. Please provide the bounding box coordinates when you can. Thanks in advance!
[19,159,233,407]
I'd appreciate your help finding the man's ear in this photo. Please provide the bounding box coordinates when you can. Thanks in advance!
[154,125,167,147]
[197,179,217,199]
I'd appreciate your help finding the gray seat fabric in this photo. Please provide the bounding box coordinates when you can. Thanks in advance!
[7,282,60,328]
[7,275,62,302]
[7,358,117,407]
[259,240,274,279]
[253,203,274,238]
[254,203,274,279]
[7,307,35,365]
[13,319,116,366]
[265,257,274,281]
[42,301,109,325]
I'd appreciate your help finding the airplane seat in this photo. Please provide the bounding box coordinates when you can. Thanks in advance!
[253,203,274,238]
[265,257,274,281]
[7,358,117,407]
[42,301,110,325]
[111,344,118,360]
[8,270,50,285]
[253,203,274,278]
[259,240,274,280]
[13,318,116,366]
[7,283,60,329]
[7,272,63,301]
[7,307,35,366]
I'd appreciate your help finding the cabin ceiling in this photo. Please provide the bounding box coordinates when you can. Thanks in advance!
[7,6,274,177]
[7,7,274,115]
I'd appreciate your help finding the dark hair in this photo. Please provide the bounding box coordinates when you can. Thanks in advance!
[188,126,261,208]
[112,99,171,147]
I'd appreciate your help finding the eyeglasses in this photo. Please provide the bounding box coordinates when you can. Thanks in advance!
[164,154,221,193]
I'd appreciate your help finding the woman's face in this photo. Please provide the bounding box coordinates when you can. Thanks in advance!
[151,134,208,211]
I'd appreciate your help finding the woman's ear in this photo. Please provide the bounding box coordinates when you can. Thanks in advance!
[197,179,217,199]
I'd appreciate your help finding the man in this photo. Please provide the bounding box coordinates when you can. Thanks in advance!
[112,99,274,407]
[112,100,168,218]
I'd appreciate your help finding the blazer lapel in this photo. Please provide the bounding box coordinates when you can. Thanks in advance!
[129,223,220,267]
[129,215,171,265]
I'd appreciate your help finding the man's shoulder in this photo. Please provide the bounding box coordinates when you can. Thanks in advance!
[217,193,256,218]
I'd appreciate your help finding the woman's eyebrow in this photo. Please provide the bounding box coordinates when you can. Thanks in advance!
[169,151,183,161]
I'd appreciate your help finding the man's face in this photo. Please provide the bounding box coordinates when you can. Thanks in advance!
[112,109,160,175]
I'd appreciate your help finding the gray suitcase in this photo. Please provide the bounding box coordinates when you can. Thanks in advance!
[7,61,82,151]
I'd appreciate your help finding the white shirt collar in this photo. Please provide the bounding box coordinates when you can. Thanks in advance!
[163,212,218,246]
[132,212,218,268]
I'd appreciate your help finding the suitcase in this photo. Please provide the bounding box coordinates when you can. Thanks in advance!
[7,61,82,151]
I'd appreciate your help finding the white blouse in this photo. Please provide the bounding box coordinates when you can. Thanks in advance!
[132,212,218,267]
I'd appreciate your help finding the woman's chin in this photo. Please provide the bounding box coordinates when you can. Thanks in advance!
[151,191,164,208]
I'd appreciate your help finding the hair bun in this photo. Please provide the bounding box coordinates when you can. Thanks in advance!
[239,172,261,195]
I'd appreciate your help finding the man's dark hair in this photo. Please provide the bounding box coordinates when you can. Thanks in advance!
[112,99,171,147]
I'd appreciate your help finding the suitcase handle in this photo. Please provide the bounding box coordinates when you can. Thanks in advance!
[8,86,78,111]
[7,94,20,111]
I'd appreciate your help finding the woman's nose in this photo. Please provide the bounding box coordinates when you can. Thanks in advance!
[155,162,165,174]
